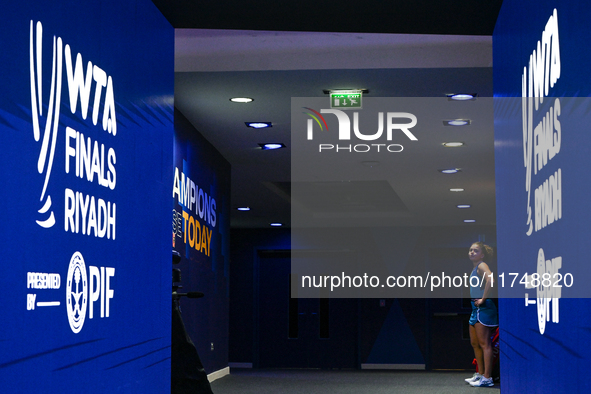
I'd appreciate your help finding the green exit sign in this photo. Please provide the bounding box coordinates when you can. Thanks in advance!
[330,90,362,109]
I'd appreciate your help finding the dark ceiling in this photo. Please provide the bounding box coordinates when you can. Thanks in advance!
[151,1,503,35]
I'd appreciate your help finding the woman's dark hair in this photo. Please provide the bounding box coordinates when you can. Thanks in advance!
[472,242,494,262]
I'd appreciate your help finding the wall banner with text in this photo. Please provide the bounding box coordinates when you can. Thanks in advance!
[0,1,174,392]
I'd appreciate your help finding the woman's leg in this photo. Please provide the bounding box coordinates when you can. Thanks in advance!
[469,323,484,375]
[474,322,493,378]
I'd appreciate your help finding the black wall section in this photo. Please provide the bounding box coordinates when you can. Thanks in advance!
[229,228,291,365]
[173,108,231,373]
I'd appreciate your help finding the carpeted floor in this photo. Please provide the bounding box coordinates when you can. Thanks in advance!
[210,369,501,393]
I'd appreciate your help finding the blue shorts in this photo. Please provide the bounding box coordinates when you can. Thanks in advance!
[469,299,498,327]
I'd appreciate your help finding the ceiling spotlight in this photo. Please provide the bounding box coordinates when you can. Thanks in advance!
[237,207,251,211]
[270,223,283,227]
[230,97,254,103]
[447,93,476,101]
[259,143,285,150]
[457,204,471,209]
[246,122,272,128]
[464,219,476,223]
[442,142,464,147]
[443,119,471,126]
[450,188,465,192]
[439,168,461,174]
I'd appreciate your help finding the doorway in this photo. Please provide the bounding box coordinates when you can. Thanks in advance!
[256,250,357,368]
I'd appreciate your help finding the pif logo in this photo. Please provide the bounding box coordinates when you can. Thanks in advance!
[65,251,115,333]
[303,107,417,153]
[66,252,88,333]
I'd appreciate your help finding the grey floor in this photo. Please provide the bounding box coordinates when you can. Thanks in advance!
[210,369,501,394]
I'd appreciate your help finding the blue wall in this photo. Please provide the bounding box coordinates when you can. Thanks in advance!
[0,1,174,392]
[494,1,591,392]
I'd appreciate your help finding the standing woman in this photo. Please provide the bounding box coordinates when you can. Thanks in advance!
[465,242,498,387]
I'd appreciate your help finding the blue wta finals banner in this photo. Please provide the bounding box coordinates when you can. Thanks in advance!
[495,6,591,302]
[0,1,174,393]
[495,2,591,393]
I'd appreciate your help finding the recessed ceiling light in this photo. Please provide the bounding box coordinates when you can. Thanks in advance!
[237,207,250,211]
[439,168,461,174]
[450,188,465,192]
[246,122,272,129]
[443,119,471,126]
[457,204,471,209]
[270,223,282,227]
[464,219,476,223]
[442,142,464,147]
[230,97,254,103]
[447,93,476,101]
[259,143,285,150]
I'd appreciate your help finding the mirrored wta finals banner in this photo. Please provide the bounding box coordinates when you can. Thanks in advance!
[0,1,173,393]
